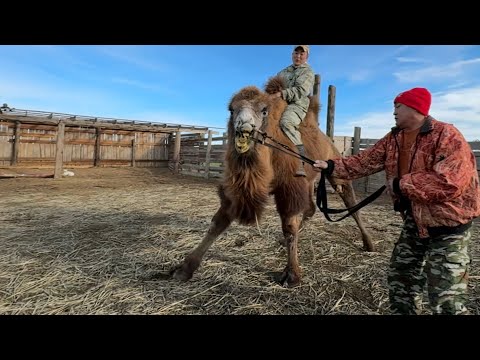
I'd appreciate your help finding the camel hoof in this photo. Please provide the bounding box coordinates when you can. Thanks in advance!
[276,267,301,288]
[170,263,194,282]
[363,242,376,252]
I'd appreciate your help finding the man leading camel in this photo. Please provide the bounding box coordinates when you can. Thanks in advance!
[313,87,480,315]
[269,45,315,177]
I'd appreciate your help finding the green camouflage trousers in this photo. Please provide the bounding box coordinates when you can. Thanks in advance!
[279,104,307,146]
[387,213,471,315]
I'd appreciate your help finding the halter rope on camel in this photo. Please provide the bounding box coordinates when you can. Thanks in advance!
[250,130,386,222]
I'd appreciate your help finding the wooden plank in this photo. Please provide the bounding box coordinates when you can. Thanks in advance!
[132,143,164,146]
[20,124,57,131]
[94,127,101,167]
[11,121,21,165]
[326,85,336,139]
[64,139,96,145]
[131,138,136,167]
[17,139,56,144]
[204,130,213,178]
[18,132,56,138]
[313,74,321,126]
[99,141,135,147]
[54,121,65,179]
[173,131,182,174]
[353,127,361,155]
[0,114,209,134]
[64,128,96,134]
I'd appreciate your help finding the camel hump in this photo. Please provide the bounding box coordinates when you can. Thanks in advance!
[264,75,286,95]
[307,95,320,115]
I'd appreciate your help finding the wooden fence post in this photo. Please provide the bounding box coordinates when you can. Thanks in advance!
[326,85,336,140]
[313,74,321,126]
[204,130,213,179]
[54,121,65,179]
[173,131,182,174]
[131,138,136,167]
[94,127,101,167]
[11,121,21,166]
[353,127,361,155]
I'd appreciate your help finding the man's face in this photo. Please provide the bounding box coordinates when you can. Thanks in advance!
[292,49,308,66]
[393,103,422,129]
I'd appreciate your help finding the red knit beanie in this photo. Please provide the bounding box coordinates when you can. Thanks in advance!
[394,87,431,116]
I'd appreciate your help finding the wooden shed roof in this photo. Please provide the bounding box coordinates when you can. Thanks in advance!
[0,107,211,134]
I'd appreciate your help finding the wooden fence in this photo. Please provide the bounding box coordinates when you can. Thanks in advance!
[0,108,210,178]
[0,121,171,169]
[171,132,355,179]
[173,128,480,194]
[168,131,226,178]
[352,135,480,194]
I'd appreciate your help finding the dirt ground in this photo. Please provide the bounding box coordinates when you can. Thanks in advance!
[1,167,478,315]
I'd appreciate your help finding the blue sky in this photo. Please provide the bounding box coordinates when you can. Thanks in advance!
[1,45,480,141]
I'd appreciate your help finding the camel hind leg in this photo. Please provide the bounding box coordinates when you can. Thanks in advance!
[330,178,376,252]
[171,205,233,281]
[299,180,316,231]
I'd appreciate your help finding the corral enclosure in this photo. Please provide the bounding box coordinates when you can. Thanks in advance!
[1,105,480,315]
[1,167,479,315]
[2,107,479,194]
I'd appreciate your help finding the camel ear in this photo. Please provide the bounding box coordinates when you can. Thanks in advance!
[264,75,285,95]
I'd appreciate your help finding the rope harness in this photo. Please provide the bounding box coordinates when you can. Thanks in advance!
[250,130,386,222]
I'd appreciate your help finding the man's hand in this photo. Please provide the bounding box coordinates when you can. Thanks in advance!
[388,177,401,196]
[313,160,328,172]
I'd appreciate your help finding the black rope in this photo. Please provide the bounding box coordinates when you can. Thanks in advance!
[316,174,386,222]
[251,130,386,221]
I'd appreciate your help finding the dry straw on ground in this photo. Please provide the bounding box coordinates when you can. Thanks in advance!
[1,167,478,315]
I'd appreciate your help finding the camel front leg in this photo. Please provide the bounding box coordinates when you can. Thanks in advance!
[278,214,302,287]
[171,206,233,281]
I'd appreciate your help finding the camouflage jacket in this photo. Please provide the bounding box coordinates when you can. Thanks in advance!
[277,63,315,112]
[328,117,480,238]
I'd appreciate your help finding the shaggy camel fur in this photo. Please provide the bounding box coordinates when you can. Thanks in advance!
[171,76,374,287]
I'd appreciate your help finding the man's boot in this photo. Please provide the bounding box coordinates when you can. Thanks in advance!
[295,144,306,177]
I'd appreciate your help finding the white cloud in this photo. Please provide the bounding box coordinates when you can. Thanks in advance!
[447,81,472,89]
[111,77,178,96]
[348,70,371,82]
[314,45,411,84]
[31,45,97,69]
[393,58,480,83]
[96,46,172,73]
[335,85,480,141]
[396,57,430,64]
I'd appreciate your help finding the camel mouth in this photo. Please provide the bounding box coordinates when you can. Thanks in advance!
[235,131,253,154]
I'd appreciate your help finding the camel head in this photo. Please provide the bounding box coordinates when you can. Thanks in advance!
[228,86,270,154]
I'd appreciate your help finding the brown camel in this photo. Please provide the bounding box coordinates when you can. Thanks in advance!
[171,75,375,287]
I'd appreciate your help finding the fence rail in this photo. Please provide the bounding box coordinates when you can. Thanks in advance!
[173,130,480,194]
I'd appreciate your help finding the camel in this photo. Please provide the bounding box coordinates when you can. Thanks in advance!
[170,75,374,287]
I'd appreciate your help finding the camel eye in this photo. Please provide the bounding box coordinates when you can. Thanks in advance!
[261,107,268,117]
